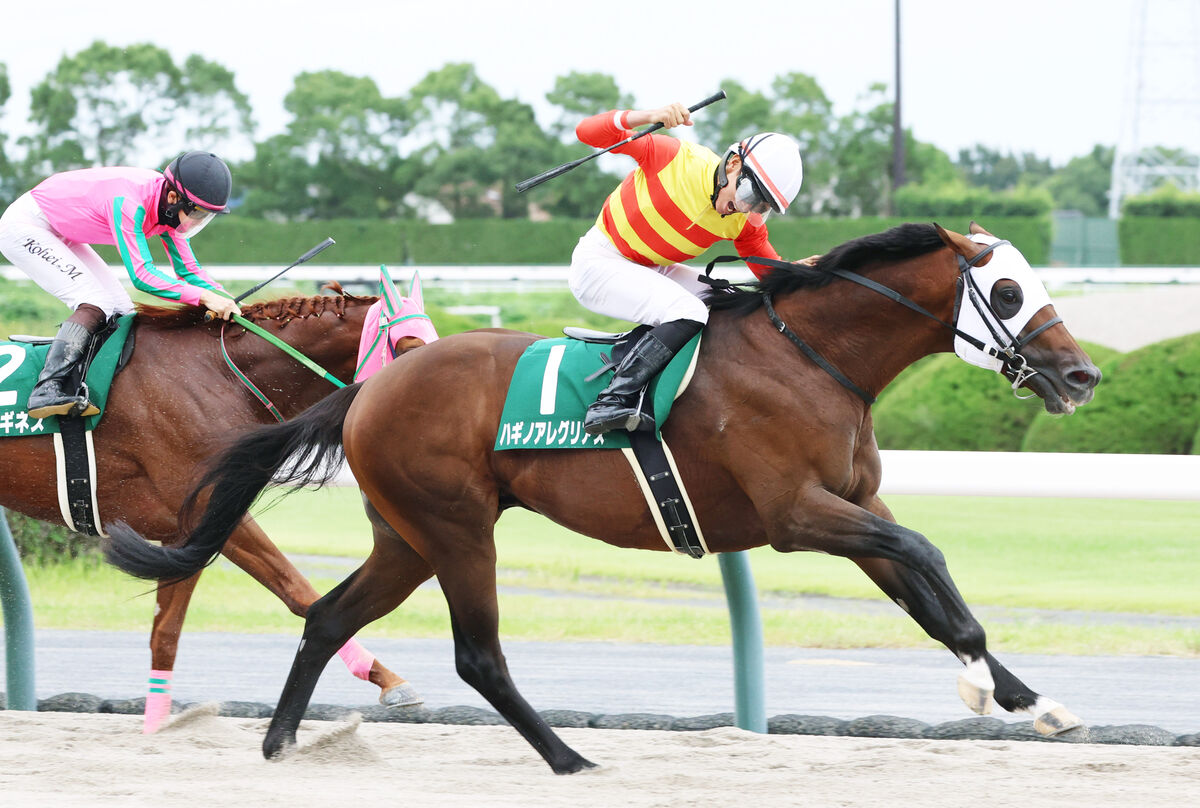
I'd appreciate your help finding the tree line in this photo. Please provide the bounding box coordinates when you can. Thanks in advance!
[0,42,1132,222]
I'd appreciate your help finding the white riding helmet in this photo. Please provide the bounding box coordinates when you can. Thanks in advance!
[719,133,804,224]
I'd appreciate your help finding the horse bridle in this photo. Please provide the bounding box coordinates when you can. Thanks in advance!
[952,243,1062,398]
[703,243,1063,405]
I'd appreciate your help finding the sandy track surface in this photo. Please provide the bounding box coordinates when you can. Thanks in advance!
[2,709,1197,808]
[1051,285,1200,351]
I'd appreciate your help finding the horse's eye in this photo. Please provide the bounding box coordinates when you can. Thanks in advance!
[989,280,1024,318]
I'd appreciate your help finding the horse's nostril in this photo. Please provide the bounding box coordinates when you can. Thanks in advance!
[1067,366,1101,388]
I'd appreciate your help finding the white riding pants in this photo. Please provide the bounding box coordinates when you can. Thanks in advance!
[0,192,135,318]
[568,226,709,326]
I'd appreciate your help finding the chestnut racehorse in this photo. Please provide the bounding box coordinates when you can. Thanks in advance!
[1,284,431,731]
[105,224,1101,771]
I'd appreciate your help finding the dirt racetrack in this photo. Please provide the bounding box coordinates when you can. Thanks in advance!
[1,707,1197,808]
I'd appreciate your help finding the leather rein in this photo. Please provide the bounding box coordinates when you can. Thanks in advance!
[218,314,349,422]
[703,242,1062,405]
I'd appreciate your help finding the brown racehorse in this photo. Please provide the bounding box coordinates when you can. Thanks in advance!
[105,223,1101,772]
[1,285,427,731]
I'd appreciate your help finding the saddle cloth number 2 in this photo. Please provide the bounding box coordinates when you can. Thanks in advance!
[0,345,27,408]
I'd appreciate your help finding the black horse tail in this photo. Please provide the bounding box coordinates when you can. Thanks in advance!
[103,382,365,582]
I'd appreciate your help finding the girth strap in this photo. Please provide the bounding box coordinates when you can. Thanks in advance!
[622,434,707,558]
[52,415,106,537]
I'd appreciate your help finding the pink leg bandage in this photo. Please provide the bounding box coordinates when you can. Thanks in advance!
[337,639,376,681]
[143,669,173,734]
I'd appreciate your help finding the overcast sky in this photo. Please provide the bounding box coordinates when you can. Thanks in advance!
[2,0,1197,167]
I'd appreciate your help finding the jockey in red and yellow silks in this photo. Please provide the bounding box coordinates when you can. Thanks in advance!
[568,102,806,435]
[578,109,782,280]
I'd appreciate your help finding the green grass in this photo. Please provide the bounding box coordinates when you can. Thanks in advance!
[18,556,1200,657]
[17,486,1194,656]
[251,487,1200,617]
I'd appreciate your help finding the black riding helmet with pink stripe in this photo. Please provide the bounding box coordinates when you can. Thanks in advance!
[162,151,232,237]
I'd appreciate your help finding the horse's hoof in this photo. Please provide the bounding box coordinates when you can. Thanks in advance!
[553,757,599,775]
[1035,705,1085,737]
[263,734,297,761]
[379,681,424,708]
[956,662,994,715]
[142,695,173,735]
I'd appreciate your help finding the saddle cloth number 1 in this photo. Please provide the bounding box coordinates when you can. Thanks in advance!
[539,344,567,416]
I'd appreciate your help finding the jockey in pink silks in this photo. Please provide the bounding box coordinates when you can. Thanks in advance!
[0,151,239,418]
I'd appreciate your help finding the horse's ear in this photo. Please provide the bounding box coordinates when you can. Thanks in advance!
[933,222,959,250]
[968,221,996,238]
[933,222,975,258]
[408,270,425,311]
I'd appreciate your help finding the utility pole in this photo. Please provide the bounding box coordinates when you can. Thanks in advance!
[891,0,906,212]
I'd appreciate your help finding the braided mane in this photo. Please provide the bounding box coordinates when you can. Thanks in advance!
[135,282,376,330]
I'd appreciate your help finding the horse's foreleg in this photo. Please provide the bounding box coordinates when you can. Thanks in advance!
[850,497,1082,735]
[433,548,596,775]
[219,516,418,706]
[145,572,201,733]
[772,488,1081,734]
[773,487,988,659]
[263,540,433,760]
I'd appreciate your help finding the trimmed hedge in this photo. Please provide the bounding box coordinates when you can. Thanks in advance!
[894,184,1054,218]
[4,216,1050,269]
[1020,333,1200,455]
[1122,184,1200,217]
[873,341,1119,452]
[0,277,73,335]
[1118,217,1200,265]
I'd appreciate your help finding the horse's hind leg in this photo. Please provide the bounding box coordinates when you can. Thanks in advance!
[433,541,595,774]
[146,572,202,733]
[853,497,1082,735]
[262,528,434,759]
[220,515,419,706]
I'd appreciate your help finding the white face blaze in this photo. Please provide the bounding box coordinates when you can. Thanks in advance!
[953,235,1054,372]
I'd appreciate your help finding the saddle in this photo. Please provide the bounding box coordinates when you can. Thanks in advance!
[494,329,707,557]
[7,315,137,429]
[4,316,137,537]
[561,325,644,345]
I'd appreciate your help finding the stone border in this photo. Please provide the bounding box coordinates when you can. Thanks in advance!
[7,692,1198,747]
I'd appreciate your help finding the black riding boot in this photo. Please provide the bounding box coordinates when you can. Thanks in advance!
[584,318,703,435]
[27,321,100,419]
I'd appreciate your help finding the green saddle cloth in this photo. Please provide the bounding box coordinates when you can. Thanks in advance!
[494,333,701,451]
[0,314,135,437]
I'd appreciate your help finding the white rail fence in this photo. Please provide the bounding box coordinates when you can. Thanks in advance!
[877,451,1200,500]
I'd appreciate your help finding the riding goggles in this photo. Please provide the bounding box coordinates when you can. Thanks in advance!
[175,203,218,238]
[733,171,774,226]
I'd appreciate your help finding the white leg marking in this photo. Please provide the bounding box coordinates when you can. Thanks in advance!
[1027,696,1085,736]
[956,656,994,715]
